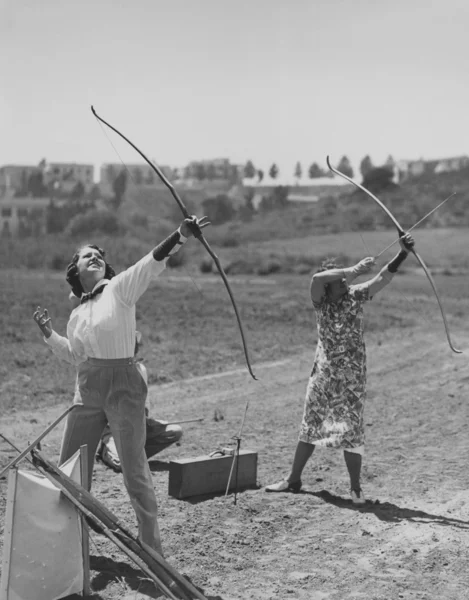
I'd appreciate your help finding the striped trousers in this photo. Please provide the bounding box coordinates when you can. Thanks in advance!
[59,357,162,553]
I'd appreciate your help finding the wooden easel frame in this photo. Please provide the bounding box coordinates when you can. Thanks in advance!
[79,444,91,596]
[0,437,90,599]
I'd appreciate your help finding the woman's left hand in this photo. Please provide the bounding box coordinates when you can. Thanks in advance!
[399,233,415,252]
[33,306,53,338]
[354,257,375,275]
[180,215,210,238]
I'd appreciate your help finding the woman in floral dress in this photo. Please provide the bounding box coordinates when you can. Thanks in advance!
[266,233,414,504]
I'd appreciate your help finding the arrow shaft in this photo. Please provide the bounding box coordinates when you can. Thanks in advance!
[376,193,456,258]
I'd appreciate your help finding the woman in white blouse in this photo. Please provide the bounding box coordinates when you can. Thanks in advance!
[33,215,208,556]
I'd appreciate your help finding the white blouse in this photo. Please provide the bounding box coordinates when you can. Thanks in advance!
[45,251,168,364]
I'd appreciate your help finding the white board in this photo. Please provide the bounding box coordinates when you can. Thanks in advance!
[0,451,84,600]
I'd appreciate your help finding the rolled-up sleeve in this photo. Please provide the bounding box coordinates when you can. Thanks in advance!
[113,251,167,307]
[44,330,86,365]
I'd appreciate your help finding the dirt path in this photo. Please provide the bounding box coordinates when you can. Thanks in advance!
[1,328,469,600]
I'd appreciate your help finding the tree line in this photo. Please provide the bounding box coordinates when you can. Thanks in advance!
[243,155,396,182]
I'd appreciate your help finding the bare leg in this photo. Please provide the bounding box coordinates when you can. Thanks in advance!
[343,450,362,492]
[266,441,315,492]
[288,441,315,482]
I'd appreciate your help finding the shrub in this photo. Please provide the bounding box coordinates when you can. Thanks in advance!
[256,260,282,276]
[129,212,149,228]
[220,235,240,247]
[200,259,213,273]
[202,195,236,225]
[24,248,45,269]
[167,248,186,268]
[293,263,312,275]
[48,253,69,271]
[362,166,397,194]
[65,209,123,237]
[223,260,256,275]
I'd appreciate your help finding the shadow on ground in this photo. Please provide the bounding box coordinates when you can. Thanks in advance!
[300,489,469,529]
[148,459,171,472]
[177,485,262,505]
[65,555,226,599]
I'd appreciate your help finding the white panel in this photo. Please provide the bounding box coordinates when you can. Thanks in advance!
[0,451,84,600]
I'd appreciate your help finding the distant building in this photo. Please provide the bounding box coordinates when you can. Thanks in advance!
[0,165,40,197]
[396,155,469,181]
[45,162,94,194]
[0,196,50,237]
[434,155,469,174]
[242,175,351,208]
[395,159,426,180]
[0,162,95,198]
[183,158,242,182]
[100,163,174,188]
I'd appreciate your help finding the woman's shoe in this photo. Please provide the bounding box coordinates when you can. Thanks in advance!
[350,488,366,505]
[96,438,122,473]
[265,478,302,493]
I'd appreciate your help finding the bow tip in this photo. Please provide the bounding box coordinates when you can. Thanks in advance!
[90,105,97,115]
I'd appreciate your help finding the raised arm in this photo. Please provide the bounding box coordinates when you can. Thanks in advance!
[310,257,375,304]
[33,306,85,365]
[364,233,415,298]
[114,215,210,307]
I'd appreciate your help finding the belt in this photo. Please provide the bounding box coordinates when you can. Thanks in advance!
[86,357,136,367]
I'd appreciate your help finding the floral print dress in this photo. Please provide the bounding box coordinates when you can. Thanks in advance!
[299,284,371,450]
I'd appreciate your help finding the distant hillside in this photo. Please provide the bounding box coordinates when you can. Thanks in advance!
[1,168,466,274]
[119,167,469,247]
[205,167,469,248]
[119,184,206,227]
[339,167,469,231]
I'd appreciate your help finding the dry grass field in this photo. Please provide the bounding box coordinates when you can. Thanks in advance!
[0,227,468,599]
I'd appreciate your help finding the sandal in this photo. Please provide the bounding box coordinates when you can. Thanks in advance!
[265,478,302,493]
[350,488,366,505]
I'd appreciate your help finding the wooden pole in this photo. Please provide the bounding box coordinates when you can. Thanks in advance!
[79,445,91,597]
[0,404,80,479]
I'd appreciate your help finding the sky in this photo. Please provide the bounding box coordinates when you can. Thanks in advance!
[1,0,468,180]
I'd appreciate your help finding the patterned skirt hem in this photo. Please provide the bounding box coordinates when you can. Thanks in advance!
[298,433,365,455]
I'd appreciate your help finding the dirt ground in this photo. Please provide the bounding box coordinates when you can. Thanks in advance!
[1,327,469,600]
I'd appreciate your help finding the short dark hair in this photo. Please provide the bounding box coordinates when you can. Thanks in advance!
[66,244,116,298]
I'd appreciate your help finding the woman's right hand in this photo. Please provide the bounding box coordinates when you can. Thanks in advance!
[399,232,415,252]
[179,215,210,238]
[33,306,53,338]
